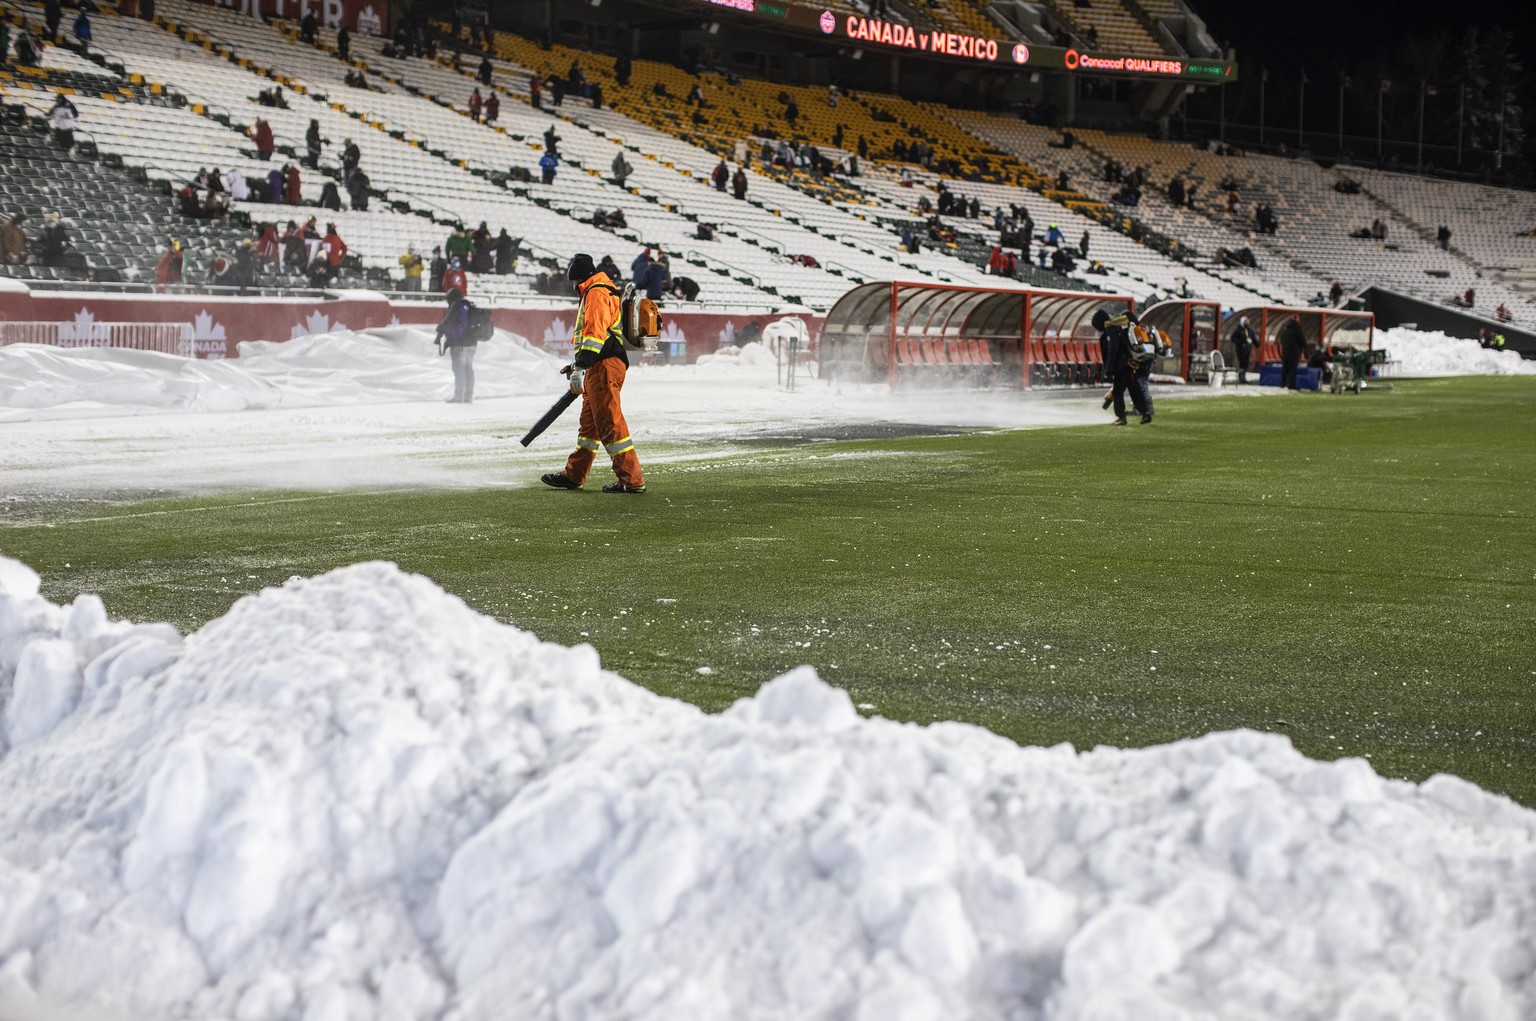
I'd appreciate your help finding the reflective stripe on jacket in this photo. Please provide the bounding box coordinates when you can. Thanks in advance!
[572,272,625,367]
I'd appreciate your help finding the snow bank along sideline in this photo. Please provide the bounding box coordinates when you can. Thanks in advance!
[0,325,1529,422]
[1,557,1533,1021]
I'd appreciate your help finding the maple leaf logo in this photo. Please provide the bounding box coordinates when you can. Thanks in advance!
[190,310,226,341]
[291,310,333,340]
[59,307,98,344]
[660,320,686,343]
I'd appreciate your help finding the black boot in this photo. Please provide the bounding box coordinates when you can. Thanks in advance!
[540,473,581,489]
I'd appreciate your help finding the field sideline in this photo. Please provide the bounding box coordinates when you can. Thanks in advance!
[5,377,1534,804]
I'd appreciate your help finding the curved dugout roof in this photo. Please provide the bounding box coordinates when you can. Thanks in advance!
[822,282,1133,345]
[1223,305,1376,348]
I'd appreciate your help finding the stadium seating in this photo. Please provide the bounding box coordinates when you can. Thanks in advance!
[3,1,1530,333]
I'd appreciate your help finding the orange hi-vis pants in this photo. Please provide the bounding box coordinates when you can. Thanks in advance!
[564,357,644,488]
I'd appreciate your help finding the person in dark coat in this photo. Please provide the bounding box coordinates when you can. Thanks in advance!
[596,254,621,282]
[300,10,317,43]
[435,288,477,403]
[484,93,499,125]
[493,229,517,274]
[267,167,284,204]
[630,248,651,281]
[668,276,699,302]
[643,255,670,300]
[712,159,728,192]
[1230,315,1258,385]
[1278,315,1306,389]
[336,25,350,62]
[428,245,446,291]
[283,163,301,204]
[478,55,493,85]
[732,167,748,200]
[469,221,493,273]
[1096,308,1151,424]
[44,0,62,43]
[305,119,323,169]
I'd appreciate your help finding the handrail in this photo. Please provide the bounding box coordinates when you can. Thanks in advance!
[392,191,463,227]
[721,223,785,254]
[687,251,761,289]
[822,259,866,283]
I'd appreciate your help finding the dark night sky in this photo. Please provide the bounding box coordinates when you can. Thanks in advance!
[1197,0,1531,78]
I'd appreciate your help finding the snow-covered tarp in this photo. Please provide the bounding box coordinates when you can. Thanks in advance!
[2,557,1532,1021]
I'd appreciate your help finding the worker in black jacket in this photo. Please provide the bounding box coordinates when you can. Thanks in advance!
[1278,314,1306,389]
[1230,315,1258,385]
[1095,308,1151,425]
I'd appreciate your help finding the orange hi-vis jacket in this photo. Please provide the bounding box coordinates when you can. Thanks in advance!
[572,273,627,368]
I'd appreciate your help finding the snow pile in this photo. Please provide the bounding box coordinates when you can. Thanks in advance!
[0,328,562,421]
[691,340,780,371]
[2,558,1533,1021]
[1376,327,1536,377]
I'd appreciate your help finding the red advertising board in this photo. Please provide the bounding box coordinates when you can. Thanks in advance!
[191,0,387,37]
[0,290,822,364]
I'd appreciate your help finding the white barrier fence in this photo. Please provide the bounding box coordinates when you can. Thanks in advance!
[0,321,194,356]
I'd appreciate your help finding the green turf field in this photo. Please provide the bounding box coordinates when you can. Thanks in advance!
[5,377,1535,803]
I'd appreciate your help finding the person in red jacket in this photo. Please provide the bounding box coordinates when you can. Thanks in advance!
[154,238,182,290]
[253,117,274,160]
[441,256,467,295]
[283,163,301,204]
[484,92,499,125]
[310,222,346,284]
[468,87,482,123]
[541,253,646,493]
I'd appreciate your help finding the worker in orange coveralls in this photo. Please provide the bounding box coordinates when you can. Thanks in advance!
[540,253,647,493]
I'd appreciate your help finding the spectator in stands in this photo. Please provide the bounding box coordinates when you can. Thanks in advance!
[347,168,370,211]
[1329,281,1343,306]
[631,249,652,281]
[34,212,69,267]
[568,60,585,91]
[11,27,36,65]
[541,126,562,158]
[228,168,249,202]
[1079,231,1090,259]
[319,180,343,211]
[44,0,61,43]
[539,151,559,185]
[300,10,318,44]
[309,223,346,286]
[900,224,914,252]
[155,238,183,290]
[1370,218,1387,241]
[340,139,361,187]
[72,9,91,54]
[267,166,284,204]
[597,254,622,282]
[612,150,632,188]
[484,93,499,126]
[178,184,201,218]
[469,222,493,272]
[442,257,467,296]
[529,75,543,111]
[256,222,280,267]
[429,246,445,291]
[784,98,798,129]
[645,253,670,301]
[669,276,700,302]
[712,159,729,192]
[44,93,78,155]
[336,24,350,63]
[1230,315,1257,384]
[1456,287,1475,308]
[1226,188,1240,216]
[615,54,632,88]
[207,169,225,194]
[1055,170,1070,191]
[1044,223,1064,247]
[249,115,275,161]
[305,120,323,169]
[1278,315,1305,389]
[696,221,716,241]
[283,163,301,204]
[732,166,748,200]
[551,75,566,107]
[1496,303,1512,323]
[1186,183,1198,209]
[2,213,27,265]
[280,220,306,270]
[494,230,517,274]
[474,54,492,86]
[1167,176,1186,207]
[1437,225,1452,250]
[397,245,423,291]
[469,88,483,123]
[445,226,471,265]
[1050,248,1075,274]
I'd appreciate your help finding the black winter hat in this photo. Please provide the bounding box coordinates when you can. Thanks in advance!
[567,253,596,282]
[1091,308,1110,331]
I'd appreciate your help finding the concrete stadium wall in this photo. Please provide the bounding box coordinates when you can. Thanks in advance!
[1359,287,1535,357]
